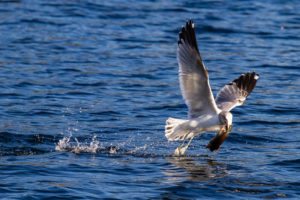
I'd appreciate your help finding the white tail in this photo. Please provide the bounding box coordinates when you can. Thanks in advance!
[165,117,190,141]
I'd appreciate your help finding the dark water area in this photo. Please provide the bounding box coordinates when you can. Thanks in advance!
[0,0,299,199]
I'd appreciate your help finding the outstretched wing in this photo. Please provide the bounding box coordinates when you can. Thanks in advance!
[215,72,259,112]
[177,20,219,119]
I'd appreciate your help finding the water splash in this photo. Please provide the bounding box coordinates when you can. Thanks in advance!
[55,133,101,154]
[55,131,154,156]
[129,144,148,154]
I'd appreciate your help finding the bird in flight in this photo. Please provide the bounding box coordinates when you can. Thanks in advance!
[165,20,259,156]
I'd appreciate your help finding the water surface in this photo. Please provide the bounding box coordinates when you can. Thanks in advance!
[0,0,299,199]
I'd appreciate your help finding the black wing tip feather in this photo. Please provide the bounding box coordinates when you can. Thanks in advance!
[178,19,199,52]
[232,72,259,95]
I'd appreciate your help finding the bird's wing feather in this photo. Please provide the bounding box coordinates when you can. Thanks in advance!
[177,20,219,119]
[215,72,259,112]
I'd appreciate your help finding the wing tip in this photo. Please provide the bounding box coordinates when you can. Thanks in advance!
[232,71,259,94]
[177,19,199,52]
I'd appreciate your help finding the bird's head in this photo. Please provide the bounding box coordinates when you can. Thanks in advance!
[219,111,233,132]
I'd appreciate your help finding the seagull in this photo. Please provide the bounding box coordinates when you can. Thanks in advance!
[165,20,259,156]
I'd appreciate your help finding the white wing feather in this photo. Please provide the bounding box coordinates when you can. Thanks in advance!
[177,20,219,119]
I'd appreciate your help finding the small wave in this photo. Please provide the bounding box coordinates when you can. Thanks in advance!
[272,159,300,168]
[90,110,121,116]
[65,91,94,96]
[14,81,36,87]
[73,82,107,87]
[238,119,299,126]
[227,132,285,145]
[198,25,238,34]
[0,146,47,156]
[0,92,22,98]
[0,132,55,156]
[144,103,186,111]
[20,18,66,26]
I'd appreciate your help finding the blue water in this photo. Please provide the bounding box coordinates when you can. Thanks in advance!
[0,0,299,199]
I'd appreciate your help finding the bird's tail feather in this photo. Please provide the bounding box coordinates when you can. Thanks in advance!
[165,117,190,141]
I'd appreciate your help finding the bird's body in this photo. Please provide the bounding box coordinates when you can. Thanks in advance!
[166,114,223,141]
[165,20,259,156]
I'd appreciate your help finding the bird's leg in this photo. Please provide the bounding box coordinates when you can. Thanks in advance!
[179,135,194,155]
[174,134,188,156]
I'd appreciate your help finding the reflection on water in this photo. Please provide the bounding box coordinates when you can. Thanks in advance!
[163,156,290,199]
[164,156,227,183]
